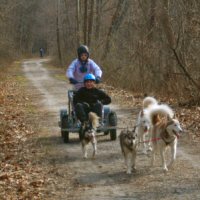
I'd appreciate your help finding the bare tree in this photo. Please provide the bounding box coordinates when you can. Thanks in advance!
[76,0,81,46]
[56,0,63,65]
[158,0,200,90]
[87,0,95,46]
[95,0,102,41]
[1,0,200,100]
[83,0,88,44]
[147,0,156,41]
[102,0,129,59]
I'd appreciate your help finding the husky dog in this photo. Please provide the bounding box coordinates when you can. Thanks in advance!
[136,96,158,154]
[81,112,99,159]
[148,104,183,171]
[119,128,138,174]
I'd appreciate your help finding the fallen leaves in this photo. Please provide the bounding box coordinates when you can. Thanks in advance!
[0,66,46,199]
[0,173,9,180]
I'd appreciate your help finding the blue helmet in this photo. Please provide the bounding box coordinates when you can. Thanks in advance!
[84,74,96,82]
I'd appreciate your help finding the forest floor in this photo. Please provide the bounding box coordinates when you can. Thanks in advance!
[0,58,200,200]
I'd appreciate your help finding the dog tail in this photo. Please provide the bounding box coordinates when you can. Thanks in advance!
[143,96,158,109]
[88,112,99,130]
[148,104,174,125]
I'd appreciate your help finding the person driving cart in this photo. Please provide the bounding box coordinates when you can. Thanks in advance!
[66,45,102,90]
[73,74,111,124]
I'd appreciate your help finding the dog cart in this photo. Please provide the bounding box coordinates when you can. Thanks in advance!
[58,90,118,143]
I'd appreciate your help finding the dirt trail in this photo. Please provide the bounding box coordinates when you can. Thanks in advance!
[22,59,200,200]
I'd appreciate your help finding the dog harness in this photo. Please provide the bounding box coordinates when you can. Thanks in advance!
[160,129,176,145]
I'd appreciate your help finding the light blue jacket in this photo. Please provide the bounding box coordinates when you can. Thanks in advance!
[66,58,102,89]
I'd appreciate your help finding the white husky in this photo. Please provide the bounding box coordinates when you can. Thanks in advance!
[81,112,99,159]
[148,104,183,171]
[119,128,138,174]
[136,96,158,154]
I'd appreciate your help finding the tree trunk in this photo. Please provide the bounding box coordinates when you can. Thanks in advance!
[102,0,129,60]
[95,0,102,41]
[147,0,156,41]
[76,0,81,46]
[56,0,63,65]
[87,0,94,47]
[83,0,88,44]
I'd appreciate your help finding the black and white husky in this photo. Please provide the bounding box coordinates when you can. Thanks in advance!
[136,96,158,154]
[148,104,183,171]
[81,112,99,159]
[119,128,138,174]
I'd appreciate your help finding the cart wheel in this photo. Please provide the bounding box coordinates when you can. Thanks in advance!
[110,129,117,140]
[61,130,64,138]
[108,111,117,140]
[104,131,109,135]
[108,111,117,126]
[63,131,69,143]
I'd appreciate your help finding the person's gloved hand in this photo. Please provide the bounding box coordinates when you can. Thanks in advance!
[95,76,101,84]
[69,78,78,84]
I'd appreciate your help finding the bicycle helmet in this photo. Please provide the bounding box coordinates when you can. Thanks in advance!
[84,74,96,82]
[77,45,89,59]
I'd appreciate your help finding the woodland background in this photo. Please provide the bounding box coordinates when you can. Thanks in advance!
[0,1,200,199]
[0,0,200,102]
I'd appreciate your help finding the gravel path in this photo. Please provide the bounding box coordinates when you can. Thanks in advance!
[22,58,200,200]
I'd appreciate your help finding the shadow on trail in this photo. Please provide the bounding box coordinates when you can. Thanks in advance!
[77,171,133,185]
[76,166,162,186]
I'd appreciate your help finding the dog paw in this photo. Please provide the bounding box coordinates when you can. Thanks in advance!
[132,167,137,172]
[163,167,168,172]
[142,150,148,154]
[132,166,136,170]
[148,147,152,151]
[167,163,174,169]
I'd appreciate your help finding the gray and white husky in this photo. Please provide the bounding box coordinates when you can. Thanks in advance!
[81,112,99,159]
[148,104,183,171]
[136,96,158,154]
[119,129,138,174]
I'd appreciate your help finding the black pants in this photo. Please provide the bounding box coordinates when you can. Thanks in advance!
[75,102,102,123]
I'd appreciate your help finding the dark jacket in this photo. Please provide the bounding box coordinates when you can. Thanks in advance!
[73,87,111,106]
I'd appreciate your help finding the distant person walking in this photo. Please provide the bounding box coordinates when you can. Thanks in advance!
[39,47,44,57]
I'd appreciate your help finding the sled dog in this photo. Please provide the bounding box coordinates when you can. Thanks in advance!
[136,96,158,154]
[81,112,99,159]
[119,128,138,174]
[148,104,183,171]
